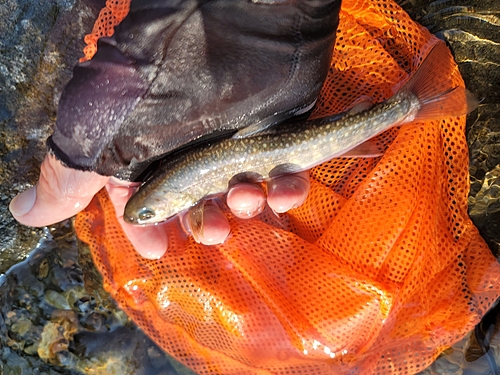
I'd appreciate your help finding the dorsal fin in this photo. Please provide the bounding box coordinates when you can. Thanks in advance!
[233,100,317,139]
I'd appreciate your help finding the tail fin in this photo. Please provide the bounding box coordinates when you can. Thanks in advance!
[401,43,478,122]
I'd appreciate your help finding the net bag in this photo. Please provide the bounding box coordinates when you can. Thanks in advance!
[75,0,500,374]
[81,0,130,62]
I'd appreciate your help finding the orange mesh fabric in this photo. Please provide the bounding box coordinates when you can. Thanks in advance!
[75,0,500,374]
[81,0,131,62]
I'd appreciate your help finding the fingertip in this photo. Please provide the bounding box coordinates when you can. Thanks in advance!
[123,222,168,260]
[10,186,36,218]
[196,206,230,245]
[227,182,266,219]
[10,155,109,227]
[107,180,168,260]
[267,173,310,213]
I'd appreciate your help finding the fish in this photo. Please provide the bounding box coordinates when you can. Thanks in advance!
[123,43,477,228]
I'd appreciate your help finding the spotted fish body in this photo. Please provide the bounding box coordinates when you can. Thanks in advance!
[124,44,476,225]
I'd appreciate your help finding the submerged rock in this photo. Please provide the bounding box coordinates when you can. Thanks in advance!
[398,0,500,255]
[0,221,194,374]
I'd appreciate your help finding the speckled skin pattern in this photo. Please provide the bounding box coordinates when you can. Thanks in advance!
[124,91,419,224]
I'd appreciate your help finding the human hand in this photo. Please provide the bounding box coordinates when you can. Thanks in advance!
[10,154,310,259]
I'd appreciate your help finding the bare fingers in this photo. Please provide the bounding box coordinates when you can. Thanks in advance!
[10,154,109,226]
[182,203,231,245]
[101,172,309,259]
[226,182,266,219]
[109,180,231,258]
[106,178,168,260]
[226,171,310,216]
[266,171,310,213]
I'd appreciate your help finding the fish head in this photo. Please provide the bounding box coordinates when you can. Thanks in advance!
[123,189,196,225]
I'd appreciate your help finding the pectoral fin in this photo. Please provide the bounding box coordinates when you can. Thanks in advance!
[186,200,205,243]
[232,113,292,139]
[347,96,374,115]
[269,163,304,178]
[232,101,316,139]
[340,139,383,158]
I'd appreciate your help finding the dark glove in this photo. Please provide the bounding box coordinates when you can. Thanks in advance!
[48,0,341,180]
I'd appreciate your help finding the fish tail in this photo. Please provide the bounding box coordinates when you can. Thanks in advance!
[401,42,478,122]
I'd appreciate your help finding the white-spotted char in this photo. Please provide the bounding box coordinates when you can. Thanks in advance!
[124,43,477,226]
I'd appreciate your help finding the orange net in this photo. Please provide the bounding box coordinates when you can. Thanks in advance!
[81,0,131,62]
[75,0,500,374]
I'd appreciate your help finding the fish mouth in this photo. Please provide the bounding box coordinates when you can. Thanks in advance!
[122,205,158,225]
[123,214,137,224]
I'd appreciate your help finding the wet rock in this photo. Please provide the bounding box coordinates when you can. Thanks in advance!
[38,312,80,364]
[469,165,500,254]
[397,0,500,255]
[0,0,101,272]
[1,346,73,375]
[418,301,500,375]
[399,0,500,371]
[0,221,194,374]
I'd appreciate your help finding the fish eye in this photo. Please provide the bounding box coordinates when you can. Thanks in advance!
[138,208,156,221]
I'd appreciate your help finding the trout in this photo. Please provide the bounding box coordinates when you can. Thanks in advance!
[124,43,477,226]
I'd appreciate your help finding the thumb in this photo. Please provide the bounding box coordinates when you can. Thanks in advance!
[10,154,109,227]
